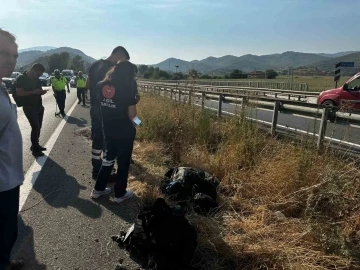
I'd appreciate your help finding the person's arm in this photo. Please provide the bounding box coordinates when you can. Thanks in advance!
[51,79,56,93]
[128,105,137,119]
[16,76,43,96]
[66,79,70,92]
[86,76,90,90]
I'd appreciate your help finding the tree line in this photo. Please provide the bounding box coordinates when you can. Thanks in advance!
[21,52,90,74]
[137,65,279,80]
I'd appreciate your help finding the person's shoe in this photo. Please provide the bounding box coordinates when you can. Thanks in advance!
[114,191,134,203]
[32,150,44,157]
[61,112,66,117]
[78,100,81,104]
[7,259,24,270]
[91,187,111,199]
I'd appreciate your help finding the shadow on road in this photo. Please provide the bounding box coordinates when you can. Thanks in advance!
[66,116,87,127]
[30,157,102,219]
[13,216,46,270]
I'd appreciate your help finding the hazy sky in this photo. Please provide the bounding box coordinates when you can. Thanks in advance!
[1,0,359,64]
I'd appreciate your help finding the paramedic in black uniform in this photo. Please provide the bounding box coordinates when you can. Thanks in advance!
[90,60,137,203]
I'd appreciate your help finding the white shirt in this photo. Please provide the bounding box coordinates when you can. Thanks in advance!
[0,82,24,192]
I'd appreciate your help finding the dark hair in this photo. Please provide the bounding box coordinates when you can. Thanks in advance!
[31,63,45,72]
[0,28,17,44]
[102,60,134,87]
[111,46,130,60]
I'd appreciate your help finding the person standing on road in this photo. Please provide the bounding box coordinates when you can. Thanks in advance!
[0,28,25,270]
[16,63,48,157]
[91,60,137,203]
[86,46,130,180]
[51,69,70,117]
[75,71,86,106]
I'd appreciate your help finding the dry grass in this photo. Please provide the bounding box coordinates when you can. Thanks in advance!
[129,93,360,270]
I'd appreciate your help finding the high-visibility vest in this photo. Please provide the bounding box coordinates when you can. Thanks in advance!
[77,77,86,88]
[51,76,67,90]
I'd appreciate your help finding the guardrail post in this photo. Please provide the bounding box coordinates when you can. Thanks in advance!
[317,107,330,151]
[170,88,173,100]
[188,89,192,105]
[271,101,280,137]
[178,89,181,103]
[217,94,223,117]
[201,92,205,110]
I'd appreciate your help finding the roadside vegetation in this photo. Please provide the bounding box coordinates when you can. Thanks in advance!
[129,93,360,270]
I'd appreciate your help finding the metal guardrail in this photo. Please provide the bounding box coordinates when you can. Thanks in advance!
[138,82,360,152]
[140,81,318,101]
[141,79,309,91]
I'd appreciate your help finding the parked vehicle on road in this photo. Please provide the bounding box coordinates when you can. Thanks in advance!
[39,73,51,86]
[2,71,21,89]
[61,69,74,82]
[69,76,77,88]
[318,72,360,110]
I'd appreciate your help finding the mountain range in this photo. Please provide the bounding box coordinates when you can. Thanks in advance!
[153,51,360,74]
[17,47,97,68]
[17,46,360,75]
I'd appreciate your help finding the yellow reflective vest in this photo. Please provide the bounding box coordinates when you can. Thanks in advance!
[77,77,86,88]
[51,76,67,90]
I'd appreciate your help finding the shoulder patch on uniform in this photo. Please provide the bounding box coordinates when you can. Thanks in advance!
[102,85,115,99]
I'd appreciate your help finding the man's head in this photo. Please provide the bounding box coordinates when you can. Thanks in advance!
[78,71,83,77]
[54,69,60,78]
[0,28,18,80]
[30,63,45,78]
[109,46,130,64]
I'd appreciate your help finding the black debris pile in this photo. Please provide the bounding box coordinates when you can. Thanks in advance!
[112,198,199,270]
[161,167,220,215]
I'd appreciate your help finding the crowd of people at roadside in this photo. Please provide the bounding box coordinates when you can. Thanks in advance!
[0,28,140,270]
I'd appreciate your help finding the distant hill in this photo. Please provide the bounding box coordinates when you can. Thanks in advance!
[153,51,329,74]
[18,46,57,53]
[308,52,360,75]
[17,47,96,67]
[316,51,359,58]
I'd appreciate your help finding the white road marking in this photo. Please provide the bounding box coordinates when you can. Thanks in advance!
[350,124,360,129]
[293,114,321,120]
[19,99,79,211]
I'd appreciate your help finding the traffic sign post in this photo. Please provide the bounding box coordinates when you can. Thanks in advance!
[334,62,355,88]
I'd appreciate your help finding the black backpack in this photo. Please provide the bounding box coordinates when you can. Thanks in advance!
[10,79,24,107]
[114,198,199,270]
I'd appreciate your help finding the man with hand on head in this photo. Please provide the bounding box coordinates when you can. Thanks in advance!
[0,28,25,270]
[16,63,48,157]
[87,46,130,180]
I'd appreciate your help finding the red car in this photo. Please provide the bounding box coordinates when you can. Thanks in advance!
[318,72,360,110]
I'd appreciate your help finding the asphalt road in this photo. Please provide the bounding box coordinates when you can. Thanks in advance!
[13,86,80,173]
[13,98,141,269]
[214,100,360,145]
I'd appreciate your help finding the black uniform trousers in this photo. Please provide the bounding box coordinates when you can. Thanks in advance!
[95,130,135,198]
[90,106,104,177]
[77,87,86,105]
[54,90,66,114]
